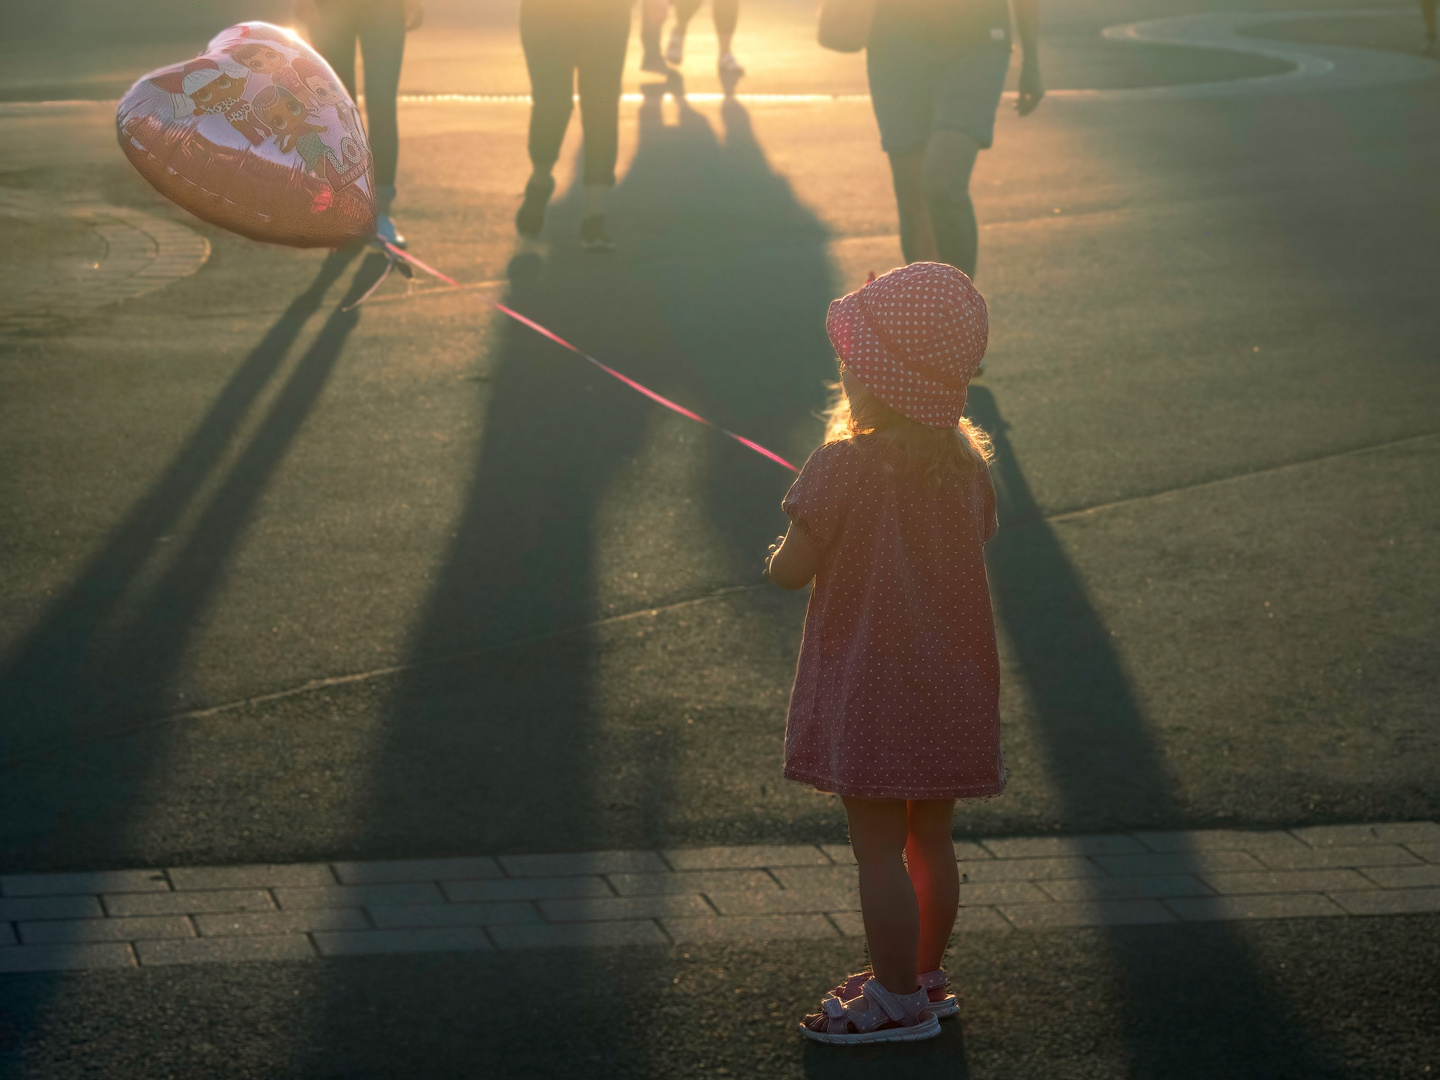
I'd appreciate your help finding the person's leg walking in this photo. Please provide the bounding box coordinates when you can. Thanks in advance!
[310,1,361,98]
[714,0,742,72]
[923,128,981,276]
[888,152,939,264]
[640,0,669,70]
[905,799,959,973]
[843,796,921,996]
[668,0,702,63]
[575,3,630,248]
[517,0,577,235]
[356,0,406,230]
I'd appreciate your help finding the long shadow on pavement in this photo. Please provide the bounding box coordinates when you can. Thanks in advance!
[0,249,388,858]
[303,80,840,1079]
[0,249,391,1067]
[963,384,1333,1078]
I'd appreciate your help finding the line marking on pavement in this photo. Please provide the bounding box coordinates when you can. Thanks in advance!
[4,430,1433,766]
[1,823,1435,971]
[1044,430,1440,524]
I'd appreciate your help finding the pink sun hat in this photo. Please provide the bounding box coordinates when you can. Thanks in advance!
[825,261,989,429]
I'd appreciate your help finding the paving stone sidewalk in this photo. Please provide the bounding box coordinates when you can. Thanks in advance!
[1,822,1436,973]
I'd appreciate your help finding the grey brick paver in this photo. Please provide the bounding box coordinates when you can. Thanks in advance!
[609,870,778,896]
[499,850,669,877]
[194,910,371,936]
[1200,869,1372,895]
[1330,888,1440,916]
[136,935,316,965]
[443,877,612,903]
[960,882,1056,905]
[707,888,857,916]
[819,844,856,865]
[982,834,1145,859]
[1,870,170,897]
[274,883,444,910]
[0,896,104,922]
[367,902,541,929]
[538,895,712,922]
[1132,830,1308,854]
[958,857,1103,883]
[1092,851,1266,877]
[1036,875,1214,901]
[1356,864,1440,889]
[488,920,668,949]
[1165,894,1348,921]
[773,866,857,892]
[1405,843,1440,864]
[332,857,501,885]
[1001,900,1176,928]
[0,924,15,946]
[169,864,337,891]
[20,916,194,944]
[1253,845,1422,870]
[664,914,839,943]
[313,928,494,956]
[0,943,136,972]
[952,841,993,861]
[104,889,274,917]
[661,845,830,870]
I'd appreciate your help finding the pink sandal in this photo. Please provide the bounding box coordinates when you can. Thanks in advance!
[800,975,941,1044]
[826,968,958,1019]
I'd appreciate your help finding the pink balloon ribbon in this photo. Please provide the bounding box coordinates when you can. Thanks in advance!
[375,240,800,473]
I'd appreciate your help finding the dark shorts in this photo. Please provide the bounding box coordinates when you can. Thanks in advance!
[867,34,1011,155]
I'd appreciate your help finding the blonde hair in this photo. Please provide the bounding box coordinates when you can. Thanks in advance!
[823,367,992,487]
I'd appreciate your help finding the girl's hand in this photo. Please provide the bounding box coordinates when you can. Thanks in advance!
[766,524,820,590]
[763,535,786,581]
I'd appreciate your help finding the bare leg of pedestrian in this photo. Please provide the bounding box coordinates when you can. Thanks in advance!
[516,0,574,237]
[923,129,981,278]
[640,0,670,72]
[667,0,702,65]
[887,151,940,265]
[715,0,743,75]
[577,3,630,250]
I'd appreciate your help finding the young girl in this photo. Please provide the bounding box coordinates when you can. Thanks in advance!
[766,261,1002,1045]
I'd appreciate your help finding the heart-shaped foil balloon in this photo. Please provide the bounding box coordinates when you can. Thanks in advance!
[117,22,376,248]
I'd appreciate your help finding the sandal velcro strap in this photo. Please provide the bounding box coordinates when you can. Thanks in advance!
[918,969,948,991]
[858,980,908,1023]
[822,997,848,1020]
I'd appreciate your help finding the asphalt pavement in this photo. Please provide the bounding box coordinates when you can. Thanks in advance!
[0,0,1437,1076]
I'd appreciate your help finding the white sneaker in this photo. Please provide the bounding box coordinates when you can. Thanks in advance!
[665,28,685,65]
[374,213,406,249]
[718,52,744,76]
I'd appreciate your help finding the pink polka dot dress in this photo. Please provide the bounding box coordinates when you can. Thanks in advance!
[781,438,1004,800]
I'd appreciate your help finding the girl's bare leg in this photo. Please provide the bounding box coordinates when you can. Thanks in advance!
[905,799,959,972]
[842,796,920,996]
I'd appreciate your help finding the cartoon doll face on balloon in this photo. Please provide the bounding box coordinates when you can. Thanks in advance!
[252,84,339,178]
[187,69,248,115]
